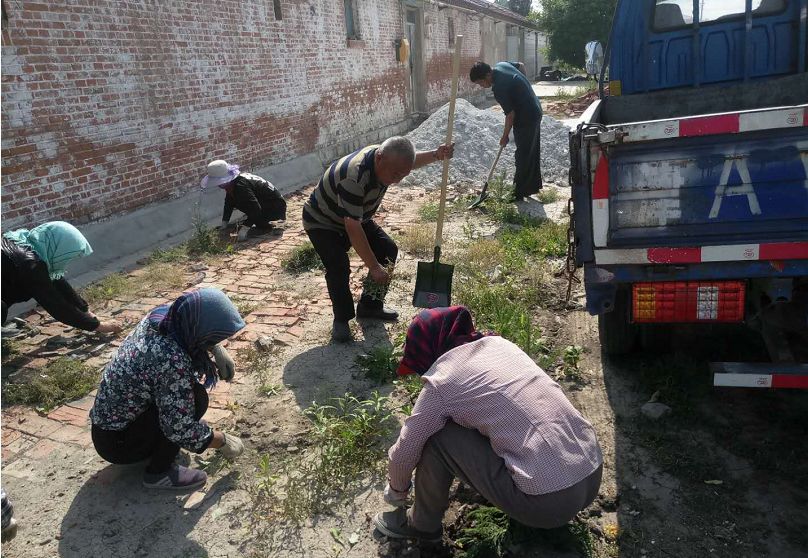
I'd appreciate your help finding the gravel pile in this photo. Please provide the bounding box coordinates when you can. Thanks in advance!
[401,99,570,189]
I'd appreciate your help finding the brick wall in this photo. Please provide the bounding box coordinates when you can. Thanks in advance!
[1,1,536,229]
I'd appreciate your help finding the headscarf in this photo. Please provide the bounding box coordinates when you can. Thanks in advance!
[3,221,92,280]
[147,288,245,387]
[396,306,493,376]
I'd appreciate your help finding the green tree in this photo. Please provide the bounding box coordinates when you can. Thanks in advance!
[496,0,531,17]
[536,0,617,67]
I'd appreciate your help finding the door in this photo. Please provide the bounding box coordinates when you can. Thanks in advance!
[406,9,427,114]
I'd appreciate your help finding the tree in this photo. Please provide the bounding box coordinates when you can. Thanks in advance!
[495,0,531,17]
[536,0,617,68]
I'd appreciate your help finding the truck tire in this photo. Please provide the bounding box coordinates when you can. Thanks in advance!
[598,288,637,355]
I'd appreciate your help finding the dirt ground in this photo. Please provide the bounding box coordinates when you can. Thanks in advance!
[2,173,807,558]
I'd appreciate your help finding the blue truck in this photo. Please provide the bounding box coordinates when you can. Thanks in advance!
[570,0,808,387]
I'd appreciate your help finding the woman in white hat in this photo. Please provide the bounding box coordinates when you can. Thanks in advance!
[202,160,287,236]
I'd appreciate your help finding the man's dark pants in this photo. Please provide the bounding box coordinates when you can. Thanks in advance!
[513,115,543,198]
[306,220,398,323]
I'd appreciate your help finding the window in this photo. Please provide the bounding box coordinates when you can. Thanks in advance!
[345,0,359,39]
[448,17,455,47]
[273,0,282,20]
[653,0,786,31]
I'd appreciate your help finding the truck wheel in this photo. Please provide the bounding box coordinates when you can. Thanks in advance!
[598,288,637,355]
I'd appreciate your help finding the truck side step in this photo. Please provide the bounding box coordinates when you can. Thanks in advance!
[711,362,808,389]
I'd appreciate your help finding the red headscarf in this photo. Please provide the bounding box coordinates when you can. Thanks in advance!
[396,306,493,376]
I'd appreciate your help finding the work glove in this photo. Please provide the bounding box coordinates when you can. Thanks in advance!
[383,482,411,508]
[212,344,235,381]
[218,432,244,460]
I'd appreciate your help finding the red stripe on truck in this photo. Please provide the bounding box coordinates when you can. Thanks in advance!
[679,114,740,137]
[647,247,701,263]
[772,374,808,389]
[759,242,808,260]
[592,153,609,200]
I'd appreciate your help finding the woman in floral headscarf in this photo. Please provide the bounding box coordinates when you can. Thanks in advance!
[90,288,246,490]
[374,306,603,543]
[1,221,120,333]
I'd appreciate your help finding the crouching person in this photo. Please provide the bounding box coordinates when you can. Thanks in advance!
[374,306,603,542]
[90,288,247,490]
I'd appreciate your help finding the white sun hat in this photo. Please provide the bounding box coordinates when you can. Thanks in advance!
[200,160,240,189]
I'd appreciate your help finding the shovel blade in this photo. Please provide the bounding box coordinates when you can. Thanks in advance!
[413,259,454,308]
[467,182,490,210]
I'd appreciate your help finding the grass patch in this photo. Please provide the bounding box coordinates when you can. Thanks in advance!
[1,338,20,364]
[418,201,439,222]
[281,241,323,273]
[481,177,543,227]
[147,245,188,264]
[397,225,434,259]
[230,296,258,316]
[187,219,229,257]
[455,506,594,558]
[393,374,423,415]
[499,220,568,260]
[537,188,561,204]
[355,346,399,384]
[455,281,546,357]
[82,273,132,305]
[3,357,99,412]
[251,392,394,523]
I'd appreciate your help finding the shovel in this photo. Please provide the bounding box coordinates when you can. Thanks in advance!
[468,144,504,210]
[413,34,463,309]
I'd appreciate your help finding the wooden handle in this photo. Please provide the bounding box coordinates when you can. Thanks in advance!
[434,34,462,250]
[486,145,504,183]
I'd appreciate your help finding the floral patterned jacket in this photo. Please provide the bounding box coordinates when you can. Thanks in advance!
[90,318,213,453]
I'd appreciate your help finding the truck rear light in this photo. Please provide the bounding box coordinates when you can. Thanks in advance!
[632,281,745,323]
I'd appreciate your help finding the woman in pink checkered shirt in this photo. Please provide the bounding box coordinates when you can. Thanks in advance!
[373,306,603,542]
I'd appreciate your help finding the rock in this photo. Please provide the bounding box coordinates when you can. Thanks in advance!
[286,445,299,453]
[641,401,672,420]
[187,272,206,286]
[190,263,209,272]
[255,335,275,351]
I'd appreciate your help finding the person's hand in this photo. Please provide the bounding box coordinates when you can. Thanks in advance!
[96,320,122,335]
[435,143,455,161]
[369,264,391,285]
[383,482,411,507]
[499,134,509,147]
[212,344,235,381]
[217,432,244,460]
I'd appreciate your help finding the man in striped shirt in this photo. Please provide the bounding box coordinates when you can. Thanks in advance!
[303,136,453,343]
[373,307,603,542]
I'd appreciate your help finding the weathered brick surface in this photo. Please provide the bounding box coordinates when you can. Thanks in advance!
[1,1,537,229]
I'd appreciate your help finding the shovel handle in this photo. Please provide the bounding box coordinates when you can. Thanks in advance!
[435,34,463,250]
[485,145,504,183]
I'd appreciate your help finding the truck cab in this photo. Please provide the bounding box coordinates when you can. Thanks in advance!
[570,0,808,381]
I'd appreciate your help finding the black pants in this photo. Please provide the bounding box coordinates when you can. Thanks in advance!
[513,116,543,197]
[91,383,209,474]
[245,197,286,228]
[305,220,398,323]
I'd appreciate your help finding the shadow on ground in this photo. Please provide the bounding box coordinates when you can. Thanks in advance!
[58,466,238,558]
[602,325,808,557]
[281,320,395,410]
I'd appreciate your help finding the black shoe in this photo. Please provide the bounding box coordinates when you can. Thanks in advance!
[331,320,352,343]
[356,303,399,321]
[372,508,442,543]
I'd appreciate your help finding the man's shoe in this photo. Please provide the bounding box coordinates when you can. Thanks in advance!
[356,303,399,322]
[372,508,442,543]
[1,518,17,542]
[331,320,352,343]
[142,464,207,491]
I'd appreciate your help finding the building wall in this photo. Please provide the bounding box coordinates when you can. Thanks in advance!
[1,1,538,229]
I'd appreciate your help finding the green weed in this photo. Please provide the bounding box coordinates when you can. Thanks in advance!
[4,357,99,412]
[231,296,259,316]
[355,346,399,384]
[537,188,561,204]
[251,392,395,522]
[187,218,229,257]
[239,347,280,396]
[499,220,567,260]
[147,245,188,264]
[393,373,423,415]
[418,201,439,222]
[397,225,434,258]
[456,507,510,558]
[82,273,132,304]
[281,241,323,273]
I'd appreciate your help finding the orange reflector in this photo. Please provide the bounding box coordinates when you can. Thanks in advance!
[632,281,745,323]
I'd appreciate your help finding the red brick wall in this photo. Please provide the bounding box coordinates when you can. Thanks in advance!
[1,1,527,228]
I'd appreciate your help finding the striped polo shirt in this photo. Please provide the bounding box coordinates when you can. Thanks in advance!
[303,146,388,233]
